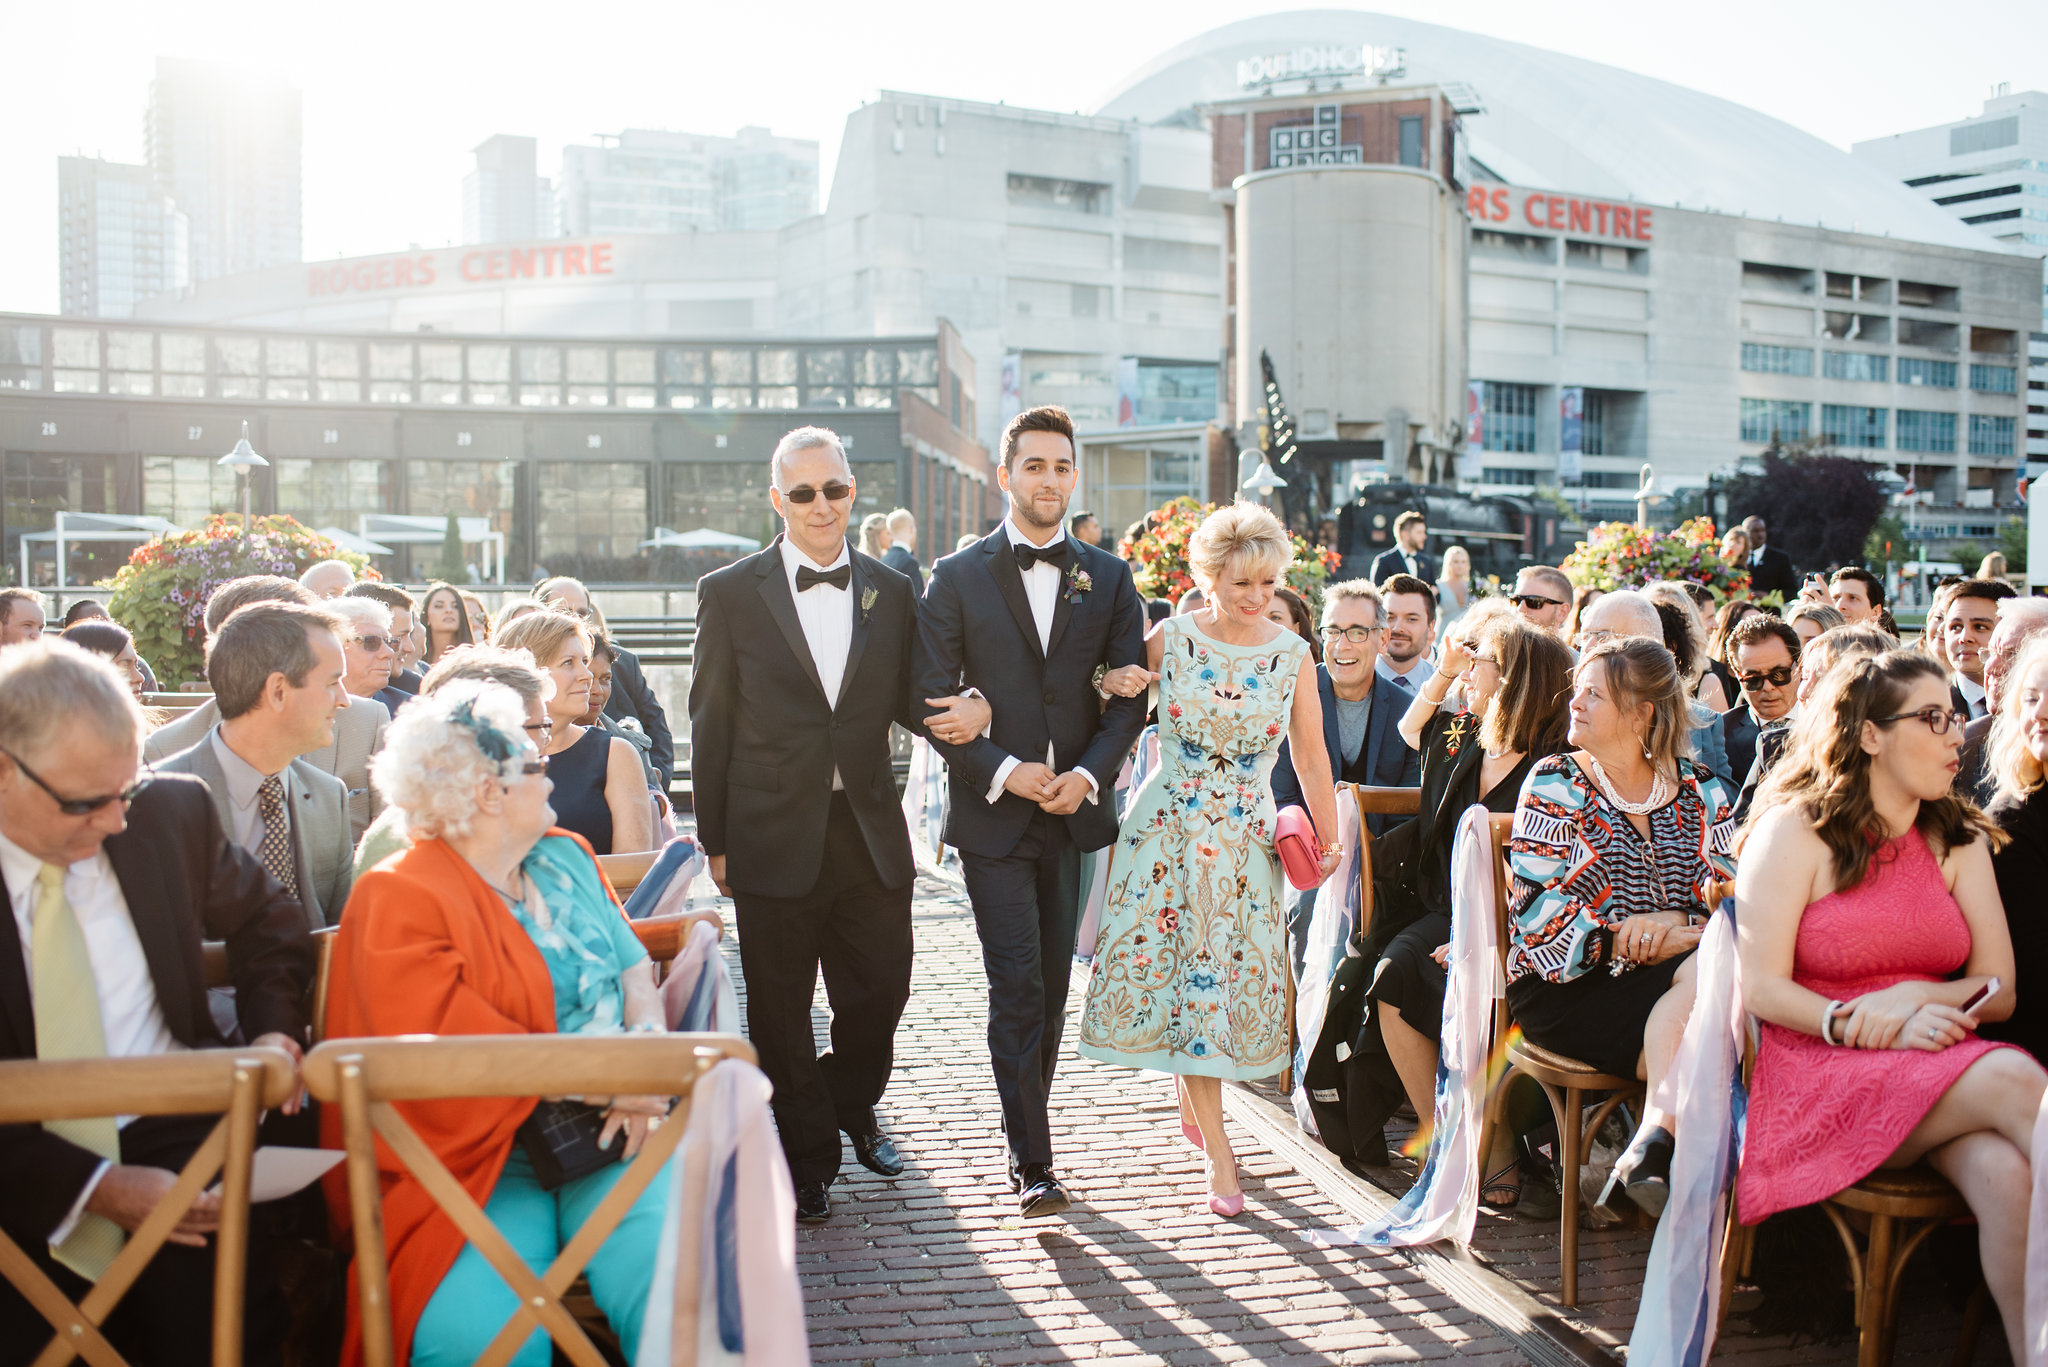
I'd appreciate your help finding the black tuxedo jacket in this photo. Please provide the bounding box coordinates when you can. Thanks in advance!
[0,774,314,1246]
[603,644,674,788]
[914,528,1147,858]
[689,540,920,898]
[1746,546,1799,599]
[1368,548,1437,588]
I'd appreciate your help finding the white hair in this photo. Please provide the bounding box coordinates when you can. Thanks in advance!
[369,681,532,843]
[769,426,848,487]
[326,596,393,635]
[1997,596,2048,632]
[298,559,355,587]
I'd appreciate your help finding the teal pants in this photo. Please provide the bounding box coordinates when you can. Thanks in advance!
[412,1149,672,1367]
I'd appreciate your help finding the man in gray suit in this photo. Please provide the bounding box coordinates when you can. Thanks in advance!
[155,601,355,930]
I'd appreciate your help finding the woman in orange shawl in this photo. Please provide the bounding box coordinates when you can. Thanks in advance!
[321,681,667,1367]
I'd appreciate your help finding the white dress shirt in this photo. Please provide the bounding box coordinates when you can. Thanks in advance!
[1956,672,1988,720]
[0,826,185,1237]
[210,727,289,854]
[1377,653,1434,692]
[781,536,853,790]
[986,519,1099,806]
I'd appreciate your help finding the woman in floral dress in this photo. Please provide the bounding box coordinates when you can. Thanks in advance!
[1079,503,1341,1214]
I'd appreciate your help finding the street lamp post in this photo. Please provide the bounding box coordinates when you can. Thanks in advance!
[1241,456,1288,505]
[218,421,268,534]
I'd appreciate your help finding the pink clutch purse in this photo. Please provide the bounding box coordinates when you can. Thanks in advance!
[1274,805,1324,890]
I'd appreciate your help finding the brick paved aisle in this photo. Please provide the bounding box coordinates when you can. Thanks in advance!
[724,870,1539,1367]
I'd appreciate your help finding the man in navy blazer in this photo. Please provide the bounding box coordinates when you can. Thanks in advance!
[915,406,1147,1218]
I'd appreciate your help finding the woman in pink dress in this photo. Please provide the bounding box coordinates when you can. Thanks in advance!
[1735,648,2045,1362]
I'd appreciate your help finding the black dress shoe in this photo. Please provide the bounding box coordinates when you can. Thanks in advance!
[1015,1164,1071,1219]
[849,1130,904,1177]
[795,1180,831,1225]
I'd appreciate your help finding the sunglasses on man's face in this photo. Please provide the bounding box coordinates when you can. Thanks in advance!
[1736,666,1796,689]
[782,482,852,504]
[354,634,397,654]
[1509,594,1565,610]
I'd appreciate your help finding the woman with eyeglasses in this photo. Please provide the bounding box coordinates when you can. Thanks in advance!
[1734,649,2042,1364]
[496,612,653,857]
[459,590,492,644]
[420,582,476,666]
[323,680,674,1367]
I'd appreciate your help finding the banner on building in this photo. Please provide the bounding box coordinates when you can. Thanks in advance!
[1465,380,1484,451]
[1115,356,1140,428]
[1558,386,1584,484]
[1000,353,1023,425]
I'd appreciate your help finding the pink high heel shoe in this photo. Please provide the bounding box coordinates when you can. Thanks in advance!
[1203,1157,1244,1217]
[1181,1120,1205,1150]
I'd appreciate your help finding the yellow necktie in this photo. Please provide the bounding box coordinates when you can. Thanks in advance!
[32,863,125,1281]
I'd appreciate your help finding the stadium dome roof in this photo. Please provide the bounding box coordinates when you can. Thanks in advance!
[1094,10,1999,254]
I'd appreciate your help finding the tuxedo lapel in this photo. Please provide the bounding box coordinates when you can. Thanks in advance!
[838,554,874,709]
[0,868,30,1051]
[1044,536,1084,659]
[983,534,1045,661]
[753,544,829,703]
[104,827,194,1042]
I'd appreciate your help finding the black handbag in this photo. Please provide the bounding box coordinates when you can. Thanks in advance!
[516,1099,625,1191]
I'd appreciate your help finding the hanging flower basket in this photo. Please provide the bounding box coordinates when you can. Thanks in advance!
[1559,516,1751,600]
[1116,497,1342,609]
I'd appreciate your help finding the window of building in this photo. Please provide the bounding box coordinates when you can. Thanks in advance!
[537,462,647,561]
[1579,391,1608,455]
[1397,116,1423,168]
[1565,240,1647,273]
[1821,313,1889,343]
[369,343,414,380]
[1821,405,1887,449]
[5,452,123,585]
[1481,467,1538,486]
[143,455,241,527]
[1740,398,1810,444]
[1898,358,1957,388]
[1896,279,1960,311]
[468,346,511,384]
[421,345,463,384]
[1087,439,1204,535]
[1822,351,1887,382]
[1970,363,2018,393]
[1897,319,1959,351]
[1133,363,1218,424]
[1968,413,2016,457]
[317,341,359,379]
[1896,409,1957,453]
[1481,382,1538,453]
[1006,173,1109,215]
[266,339,310,377]
[275,459,392,528]
[1742,343,1813,376]
[1471,229,1554,265]
[1742,263,1814,295]
[565,347,608,385]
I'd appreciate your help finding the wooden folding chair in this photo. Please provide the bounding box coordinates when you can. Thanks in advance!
[204,926,339,1046]
[594,851,660,899]
[302,1032,757,1367]
[1483,812,1646,1306]
[0,1048,299,1367]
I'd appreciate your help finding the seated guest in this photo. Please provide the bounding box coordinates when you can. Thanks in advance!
[1722,613,1802,823]
[1265,586,1321,663]
[459,590,491,645]
[0,587,47,646]
[496,611,654,855]
[586,632,661,790]
[329,595,410,717]
[0,641,313,1366]
[534,576,674,790]
[1940,577,2019,720]
[1983,635,2048,1064]
[60,620,146,700]
[1707,599,1761,704]
[494,600,542,633]
[1922,599,1952,672]
[1827,566,1884,628]
[419,581,475,668]
[1569,584,1661,655]
[321,682,669,1367]
[1507,638,1735,1215]
[61,598,110,627]
[1644,583,1729,777]
[1795,623,1895,711]
[155,603,356,931]
[296,558,355,600]
[1374,617,1573,1205]
[1735,649,2043,1364]
[347,582,423,693]
[1781,600,1843,652]
[1508,565,1575,639]
[353,647,551,875]
[1959,598,2048,799]
[1376,574,1439,692]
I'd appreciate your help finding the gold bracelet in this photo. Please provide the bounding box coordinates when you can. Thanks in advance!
[1319,842,1345,856]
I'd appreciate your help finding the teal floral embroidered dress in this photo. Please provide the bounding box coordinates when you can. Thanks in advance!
[1078,616,1305,1080]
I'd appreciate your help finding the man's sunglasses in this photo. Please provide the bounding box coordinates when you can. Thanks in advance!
[354,634,398,654]
[3,747,152,815]
[1509,594,1565,610]
[783,482,852,504]
[1736,666,1796,689]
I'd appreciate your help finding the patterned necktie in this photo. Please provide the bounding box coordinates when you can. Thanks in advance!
[257,776,299,900]
[1392,673,1414,692]
[32,863,125,1280]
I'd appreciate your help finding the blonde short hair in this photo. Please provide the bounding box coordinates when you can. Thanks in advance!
[1187,502,1291,591]
[495,610,590,672]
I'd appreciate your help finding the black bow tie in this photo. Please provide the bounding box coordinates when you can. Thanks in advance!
[1013,542,1066,571]
[796,564,851,592]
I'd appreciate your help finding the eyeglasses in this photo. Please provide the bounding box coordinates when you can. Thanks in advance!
[523,720,553,738]
[353,634,397,654]
[1873,707,1969,736]
[1509,594,1566,610]
[2,747,152,815]
[1469,654,1499,668]
[519,757,550,777]
[1736,666,1796,689]
[1574,629,1616,649]
[782,482,852,504]
[1320,624,1385,644]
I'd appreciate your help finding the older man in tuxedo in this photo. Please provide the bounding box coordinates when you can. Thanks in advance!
[0,640,313,1367]
[914,405,1148,1218]
[691,426,986,1226]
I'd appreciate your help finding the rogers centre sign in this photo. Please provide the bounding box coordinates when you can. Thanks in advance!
[1466,186,1654,242]
[307,241,617,298]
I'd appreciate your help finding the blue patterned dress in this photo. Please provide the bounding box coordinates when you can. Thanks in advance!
[1077,616,1306,1080]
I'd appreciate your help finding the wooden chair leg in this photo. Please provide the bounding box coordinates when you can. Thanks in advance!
[1953,1280,1988,1367]
[1859,1212,1894,1367]
[1716,1215,1753,1329]
[1560,1084,1583,1307]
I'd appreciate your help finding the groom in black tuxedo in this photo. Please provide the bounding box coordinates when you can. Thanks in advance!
[691,425,987,1226]
[915,405,1148,1217]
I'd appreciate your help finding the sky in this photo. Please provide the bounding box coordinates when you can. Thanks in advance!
[5,0,2044,315]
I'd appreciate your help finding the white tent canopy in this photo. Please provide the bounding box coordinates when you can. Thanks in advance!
[316,526,395,557]
[639,526,762,552]
[18,512,182,588]
[358,514,507,583]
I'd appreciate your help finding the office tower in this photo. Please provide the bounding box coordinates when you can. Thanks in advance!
[462,134,555,244]
[57,156,190,317]
[145,56,302,284]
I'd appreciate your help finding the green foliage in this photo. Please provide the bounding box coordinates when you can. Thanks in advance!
[1864,512,1907,564]
[1723,446,1887,570]
[429,515,468,584]
[1117,496,1342,608]
[1998,516,2029,573]
[102,515,374,687]
[1560,516,1750,599]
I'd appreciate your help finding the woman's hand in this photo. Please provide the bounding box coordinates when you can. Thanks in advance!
[1430,943,1451,967]
[1890,1003,1977,1051]
[1316,848,1343,882]
[1610,913,1687,964]
[1100,665,1160,699]
[1837,982,1934,1050]
[597,1094,670,1158]
[1437,637,1475,678]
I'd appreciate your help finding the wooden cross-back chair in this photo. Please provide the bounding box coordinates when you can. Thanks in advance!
[203,926,339,1045]
[301,1032,756,1367]
[593,851,659,899]
[0,1047,299,1367]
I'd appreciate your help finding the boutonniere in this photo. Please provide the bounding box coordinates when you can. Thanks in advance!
[1065,563,1093,605]
[860,586,878,623]
[1443,713,1472,758]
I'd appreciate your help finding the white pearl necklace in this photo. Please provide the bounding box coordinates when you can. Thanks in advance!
[1581,751,1672,815]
